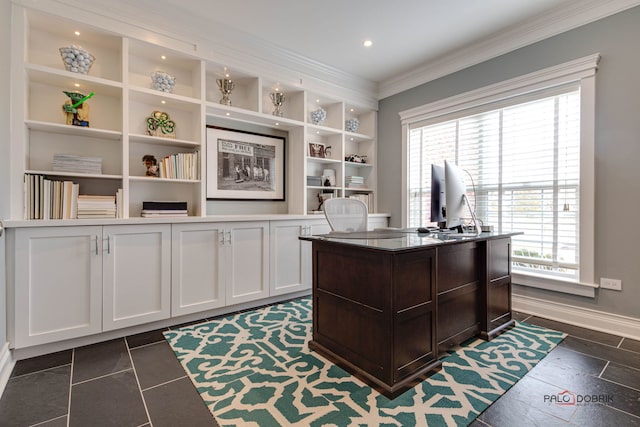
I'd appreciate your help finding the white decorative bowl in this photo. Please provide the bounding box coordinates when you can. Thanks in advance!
[345,118,360,133]
[310,107,327,125]
[151,71,176,93]
[59,45,95,74]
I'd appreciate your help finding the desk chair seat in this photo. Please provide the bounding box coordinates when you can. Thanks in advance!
[323,198,368,232]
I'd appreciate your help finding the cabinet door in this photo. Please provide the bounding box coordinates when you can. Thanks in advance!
[270,220,306,296]
[172,223,225,316]
[102,224,171,331]
[302,219,332,288]
[13,226,102,348]
[225,221,269,305]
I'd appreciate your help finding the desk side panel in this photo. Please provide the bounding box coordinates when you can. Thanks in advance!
[393,249,437,382]
[312,242,392,382]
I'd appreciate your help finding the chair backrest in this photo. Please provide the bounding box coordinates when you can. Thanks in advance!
[323,198,368,232]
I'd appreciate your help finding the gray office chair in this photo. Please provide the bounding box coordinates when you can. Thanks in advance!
[323,198,368,232]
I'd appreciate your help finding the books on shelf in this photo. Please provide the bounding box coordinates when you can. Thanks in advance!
[157,151,199,180]
[23,173,122,220]
[348,193,374,212]
[141,200,188,217]
[52,153,103,175]
[24,173,78,220]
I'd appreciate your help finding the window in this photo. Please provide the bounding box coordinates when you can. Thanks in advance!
[408,89,580,280]
[400,55,599,296]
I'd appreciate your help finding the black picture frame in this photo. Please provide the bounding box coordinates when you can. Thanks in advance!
[206,126,285,201]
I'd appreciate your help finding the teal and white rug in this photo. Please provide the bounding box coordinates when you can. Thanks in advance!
[164,297,566,426]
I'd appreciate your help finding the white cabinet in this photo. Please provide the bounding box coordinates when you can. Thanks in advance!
[171,223,225,316]
[301,219,333,289]
[11,224,171,346]
[102,224,171,331]
[269,219,329,296]
[12,226,103,347]
[224,221,270,305]
[172,221,269,311]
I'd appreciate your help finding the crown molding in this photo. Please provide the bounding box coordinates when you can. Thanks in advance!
[378,0,640,100]
[14,0,379,109]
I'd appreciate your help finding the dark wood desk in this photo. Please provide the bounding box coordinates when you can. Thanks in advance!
[300,231,519,398]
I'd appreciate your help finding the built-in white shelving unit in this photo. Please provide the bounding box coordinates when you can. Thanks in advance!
[10,5,377,220]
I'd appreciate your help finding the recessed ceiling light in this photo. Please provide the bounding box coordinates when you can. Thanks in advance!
[363,40,373,47]
[275,122,280,126]
[161,55,166,60]
[161,100,166,104]
[74,31,80,36]
[74,83,80,87]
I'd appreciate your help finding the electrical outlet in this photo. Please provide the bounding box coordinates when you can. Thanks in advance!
[600,277,622,291]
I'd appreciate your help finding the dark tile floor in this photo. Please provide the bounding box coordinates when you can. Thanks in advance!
[0,311,639,426]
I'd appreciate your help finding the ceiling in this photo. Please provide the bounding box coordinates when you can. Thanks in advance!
[59,0,640,98]
[155,0,569,83]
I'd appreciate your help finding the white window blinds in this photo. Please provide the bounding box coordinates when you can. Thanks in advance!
[408,88,581,281]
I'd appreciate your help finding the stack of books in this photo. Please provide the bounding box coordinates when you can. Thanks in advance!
[77,195,117,219]
[141,201,188,217]
[53,153,103,175]
[346,176,366,188]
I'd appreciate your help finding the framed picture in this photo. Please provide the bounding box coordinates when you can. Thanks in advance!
[206,126,285,200]
[308,141,326,158]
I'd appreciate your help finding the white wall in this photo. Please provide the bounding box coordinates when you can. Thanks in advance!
[1,0,11,352]
[377,6,640,319]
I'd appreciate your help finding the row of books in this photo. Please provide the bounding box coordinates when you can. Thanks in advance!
[53,153,103,175]
[157,152,199,180]
[24,174,121,220]
[141,201,188,218]
[348,193,374,212]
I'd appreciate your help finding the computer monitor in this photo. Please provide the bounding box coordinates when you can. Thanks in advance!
[430,164,446,229]
[444,160,481,235]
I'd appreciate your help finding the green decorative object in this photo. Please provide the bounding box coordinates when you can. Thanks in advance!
[146,110,176,138]
[62,91,94,127]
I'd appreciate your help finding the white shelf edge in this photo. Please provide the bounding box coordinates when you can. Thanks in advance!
[306,123,343,136]
[26,120,122,140]
[129,86,201,105]
[205,102,303,130]
[25,63,124,89]
[306,157,342,164]
[26,170,123,180]
[129,176,200,183]
[344,161,374,168]
[345,131,375,141]
[128,133,200,147]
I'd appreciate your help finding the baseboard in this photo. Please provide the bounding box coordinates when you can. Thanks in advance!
[0,342,15,399]
[513,294,640,341]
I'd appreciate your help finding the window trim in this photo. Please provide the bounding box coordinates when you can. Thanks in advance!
[399,54,600,296]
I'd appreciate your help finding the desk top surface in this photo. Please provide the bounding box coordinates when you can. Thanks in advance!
[299,229,522,251]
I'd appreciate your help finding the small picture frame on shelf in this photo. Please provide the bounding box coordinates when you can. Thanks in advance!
[206,126,285,201]
[308,141,326,158]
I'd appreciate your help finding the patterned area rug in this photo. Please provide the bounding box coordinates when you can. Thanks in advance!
[164,297,566,426]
